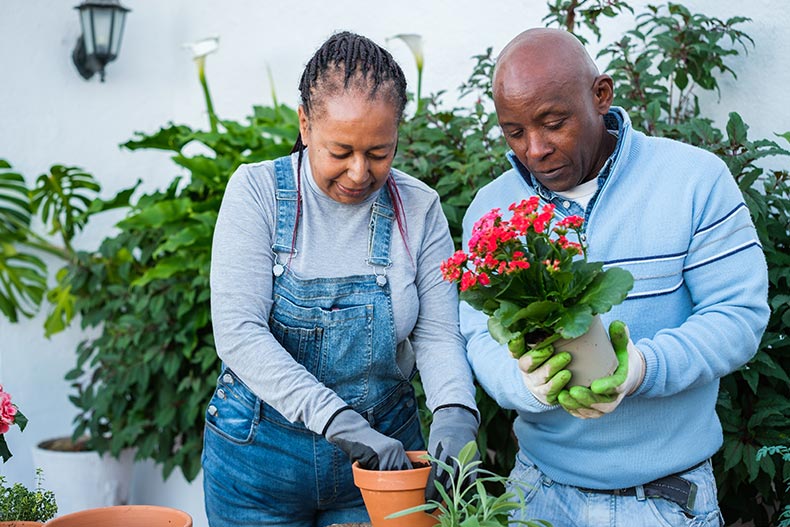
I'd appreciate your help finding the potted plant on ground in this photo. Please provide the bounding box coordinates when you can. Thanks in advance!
[0,470,58,527]
[441,198,633,385]
[388,441,551,527]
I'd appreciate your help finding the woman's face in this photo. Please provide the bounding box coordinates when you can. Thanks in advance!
[299,91,399,204]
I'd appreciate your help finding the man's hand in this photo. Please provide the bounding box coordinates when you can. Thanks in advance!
[558,321,645,418]
[518,344,573,405]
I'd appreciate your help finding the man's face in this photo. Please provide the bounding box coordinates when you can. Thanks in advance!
[494,65,611,193]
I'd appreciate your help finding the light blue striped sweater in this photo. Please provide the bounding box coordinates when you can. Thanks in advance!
[460,108,769,489]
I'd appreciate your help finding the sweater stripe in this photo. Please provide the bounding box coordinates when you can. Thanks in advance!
[684,241,762,272]
[694,203,748,237]
[626,277,685,299]
[605,252,686,266]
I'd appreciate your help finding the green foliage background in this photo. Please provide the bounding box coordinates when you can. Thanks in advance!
[0,1,787,524]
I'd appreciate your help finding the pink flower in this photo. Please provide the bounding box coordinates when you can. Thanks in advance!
[0,387,17,435]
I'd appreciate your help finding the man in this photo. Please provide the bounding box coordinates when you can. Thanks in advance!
[460,28,769,526]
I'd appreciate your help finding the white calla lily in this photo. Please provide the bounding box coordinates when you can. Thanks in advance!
[388,33,425,114]
[388,33,424,71]
[182,36,220,132]
[183,36,220,61]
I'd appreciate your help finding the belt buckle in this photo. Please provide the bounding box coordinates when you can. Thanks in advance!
[683,481,698,514]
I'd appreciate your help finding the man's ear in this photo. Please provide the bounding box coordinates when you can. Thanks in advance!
[592,74,614,115]
[297,105,310,146]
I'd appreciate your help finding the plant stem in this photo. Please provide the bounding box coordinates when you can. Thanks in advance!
[198,58,218,133]
[20,232,72,262]
[416,68,423,114]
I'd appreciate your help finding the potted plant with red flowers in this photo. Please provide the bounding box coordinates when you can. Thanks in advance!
[441,197,634,385]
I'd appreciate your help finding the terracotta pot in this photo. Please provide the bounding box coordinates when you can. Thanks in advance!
[43,505,192,527]
[352,451,436,527]
[554,314,619,387]
[0,522,45,527]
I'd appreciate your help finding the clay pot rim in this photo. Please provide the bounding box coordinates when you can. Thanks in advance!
[43,505,192,527]
[352,451,431,490]
[352,451,430,472]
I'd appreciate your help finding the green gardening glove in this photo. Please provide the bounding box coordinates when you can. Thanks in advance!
[517,344,573,406]
[558,321,645,419]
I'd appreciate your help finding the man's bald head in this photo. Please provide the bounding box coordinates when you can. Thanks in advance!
[493,28,599,101]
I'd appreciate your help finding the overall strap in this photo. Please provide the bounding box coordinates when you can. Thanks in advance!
[367,182,395,286]
[271,156,299,276]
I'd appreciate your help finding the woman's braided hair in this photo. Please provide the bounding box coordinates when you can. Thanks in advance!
[295,30,407,126]
[289,31,411,265]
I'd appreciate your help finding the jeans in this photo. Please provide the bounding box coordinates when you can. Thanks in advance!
[202,369,424,527]
[508,451,724,527]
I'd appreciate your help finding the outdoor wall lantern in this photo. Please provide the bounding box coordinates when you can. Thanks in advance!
[71,0,131,82]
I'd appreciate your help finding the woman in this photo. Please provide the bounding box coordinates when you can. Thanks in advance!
[203,31,479,526]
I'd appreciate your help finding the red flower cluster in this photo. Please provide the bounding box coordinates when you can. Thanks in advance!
[441,197,585,292]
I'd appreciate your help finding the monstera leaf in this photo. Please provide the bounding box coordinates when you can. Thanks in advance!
[31,165,100,240]
[0,160,47,322]
[0,159,32,237]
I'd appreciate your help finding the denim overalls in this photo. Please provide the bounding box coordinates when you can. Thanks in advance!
[202,156,424,527]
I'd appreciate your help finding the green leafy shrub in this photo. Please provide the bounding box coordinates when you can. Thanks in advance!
[0,470,57,522]
[0,102,298,481]
[756,445,790,526]
[58,105,299,480]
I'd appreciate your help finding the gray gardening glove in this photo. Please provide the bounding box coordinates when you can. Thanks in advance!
[425,406,480,502]
[324,407,411,470]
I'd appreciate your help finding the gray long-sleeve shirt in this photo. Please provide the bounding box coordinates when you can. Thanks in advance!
[210,152,477,435]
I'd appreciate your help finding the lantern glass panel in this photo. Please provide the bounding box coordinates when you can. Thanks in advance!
[79,9,94,55]
[110,9,127,57]
[91,7,114,57]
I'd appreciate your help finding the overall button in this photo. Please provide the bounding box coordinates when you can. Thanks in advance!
[217,388,226,399]
[562,200,571,208]
[208,405,218,416]
[222,373,234,384]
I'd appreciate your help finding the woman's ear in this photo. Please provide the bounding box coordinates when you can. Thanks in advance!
[297,105,310,146]
[592,74,614,115]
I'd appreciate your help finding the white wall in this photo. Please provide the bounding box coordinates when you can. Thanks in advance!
[1,1,788,526]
